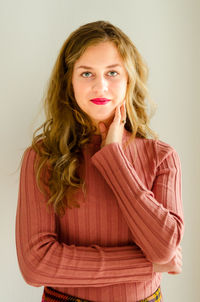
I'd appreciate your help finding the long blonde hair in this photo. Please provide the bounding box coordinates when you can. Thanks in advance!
[32,20,157,216]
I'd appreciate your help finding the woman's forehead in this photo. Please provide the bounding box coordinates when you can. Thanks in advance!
[73,41,125,68]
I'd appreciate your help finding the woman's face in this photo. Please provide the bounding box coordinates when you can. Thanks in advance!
[72,41,128,131]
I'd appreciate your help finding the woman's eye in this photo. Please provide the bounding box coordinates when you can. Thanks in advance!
[81,72,92,78]
[81,71,118,78]
[108,71,118,77]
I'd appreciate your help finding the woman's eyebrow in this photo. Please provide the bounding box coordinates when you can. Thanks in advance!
[76,64,122,70]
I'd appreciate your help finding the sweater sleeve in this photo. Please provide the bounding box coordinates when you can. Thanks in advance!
[15,147,153,288]
[91,141,184,264]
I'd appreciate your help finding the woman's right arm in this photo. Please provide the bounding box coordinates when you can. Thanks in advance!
[16,147,153,288]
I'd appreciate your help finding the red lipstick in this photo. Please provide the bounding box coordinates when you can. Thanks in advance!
[90,98,111,105]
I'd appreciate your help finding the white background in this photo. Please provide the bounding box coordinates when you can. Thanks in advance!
[0,0,199,301]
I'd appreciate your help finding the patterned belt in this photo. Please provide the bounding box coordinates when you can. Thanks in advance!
[139,286,162,302]
[42,287,91,302]
[42,286,162,302]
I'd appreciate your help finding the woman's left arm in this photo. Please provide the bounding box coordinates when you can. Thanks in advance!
[91,141,184,265]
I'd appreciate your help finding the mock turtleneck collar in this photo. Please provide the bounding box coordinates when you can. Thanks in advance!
[81,128,131,150]
[89,134,102,145]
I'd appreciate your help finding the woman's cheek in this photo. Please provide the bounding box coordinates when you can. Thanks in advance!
[115,81,127,96]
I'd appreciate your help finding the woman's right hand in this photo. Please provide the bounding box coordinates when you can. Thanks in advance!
[153,246,182,274]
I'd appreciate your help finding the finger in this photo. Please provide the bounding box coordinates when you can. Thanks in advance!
[174,252,182,267]
[169,261,182,274]
[174,257,183,272]
[113,104,121,123]
[176,249,182,257]
[176,250,182,261]
[120,100,126,123]
[175,247,182,256]
[176,258,182,266]
[177,257,183,267]
[177,246,182,251]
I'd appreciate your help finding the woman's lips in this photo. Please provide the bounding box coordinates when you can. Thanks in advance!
[90,98,111,105]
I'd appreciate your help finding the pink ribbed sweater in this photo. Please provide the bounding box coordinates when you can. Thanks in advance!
[15,129,184,302]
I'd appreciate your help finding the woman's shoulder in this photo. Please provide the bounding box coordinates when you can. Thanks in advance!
[124,130,179,166]
[140,138,179,167]
[21,141,43,167]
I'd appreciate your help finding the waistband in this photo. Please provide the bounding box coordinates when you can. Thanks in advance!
[42,286,162,302]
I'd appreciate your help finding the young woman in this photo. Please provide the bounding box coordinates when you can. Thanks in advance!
[16,20,184,302]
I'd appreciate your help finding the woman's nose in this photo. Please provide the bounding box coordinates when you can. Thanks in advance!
[92,76,108,93]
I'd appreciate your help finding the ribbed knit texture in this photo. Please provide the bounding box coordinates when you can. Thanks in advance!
[15,129,184,302]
